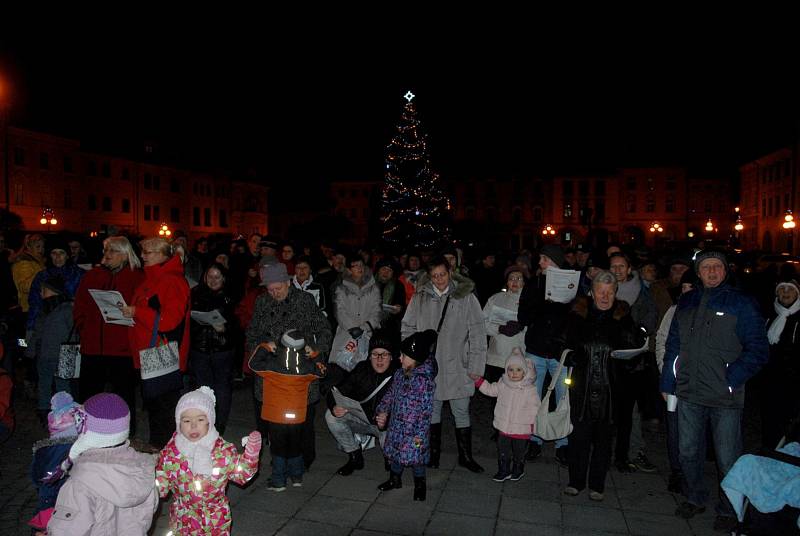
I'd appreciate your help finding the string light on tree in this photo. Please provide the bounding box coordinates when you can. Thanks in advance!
[381,91,452,249]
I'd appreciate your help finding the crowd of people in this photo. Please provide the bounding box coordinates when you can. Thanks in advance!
[0,229,798,534]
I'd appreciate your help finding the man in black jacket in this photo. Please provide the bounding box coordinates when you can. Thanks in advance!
[323,332,399,475]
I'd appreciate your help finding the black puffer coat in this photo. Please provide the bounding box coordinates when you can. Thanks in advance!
[189,285,237,354]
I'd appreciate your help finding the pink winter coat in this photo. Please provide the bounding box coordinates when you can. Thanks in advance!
[477,348,541,435]
[47,443,159,536]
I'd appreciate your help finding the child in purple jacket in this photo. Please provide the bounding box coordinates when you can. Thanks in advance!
[375,330,437,501]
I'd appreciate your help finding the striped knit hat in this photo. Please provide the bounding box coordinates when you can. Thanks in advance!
[68,393,130,460]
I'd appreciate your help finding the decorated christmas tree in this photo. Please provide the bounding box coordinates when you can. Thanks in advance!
[381,91,452,250]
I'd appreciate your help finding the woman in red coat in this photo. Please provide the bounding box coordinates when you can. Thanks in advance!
[122,237,190,448]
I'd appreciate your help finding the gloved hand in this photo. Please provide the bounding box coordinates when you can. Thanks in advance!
[244,431,262,458]
[498,320,523,337]
[348,326,364,339]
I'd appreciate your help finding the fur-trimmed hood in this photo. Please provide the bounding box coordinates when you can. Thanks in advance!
[571,295,631,321]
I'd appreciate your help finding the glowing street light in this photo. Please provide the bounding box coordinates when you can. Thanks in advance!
[705,218,714,232]
[158,222,172,237]
[734,216,744,232]
[783,210,796,230]
[649,222,663,233]
[40,206,57,226]
[541,224,556,236]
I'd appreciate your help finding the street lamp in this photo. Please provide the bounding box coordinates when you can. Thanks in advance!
[734,216,744,232]
[40,206,57,228]
[158,222,172,237]
[705,218,714,232]
[541,224,556,236]
[782,210,795,230]
[649,222,663,233]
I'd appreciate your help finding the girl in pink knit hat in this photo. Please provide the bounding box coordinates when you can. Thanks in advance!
[156,386,262,535]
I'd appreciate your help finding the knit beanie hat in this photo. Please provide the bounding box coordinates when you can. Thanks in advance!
[400,329,438,364]
[776,279,800,297]
[369,330,397,358]
[68,393,130,460]
[694,250,727,274]
[540,245,566,269]
[281,329,306,350]
[680,269,699,287]
[48,392,81,439]
[260,262,290,285]
[175,386,216,431]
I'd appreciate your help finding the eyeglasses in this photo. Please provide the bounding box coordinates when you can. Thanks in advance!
[370,351,391,359]
[508,276,524,281]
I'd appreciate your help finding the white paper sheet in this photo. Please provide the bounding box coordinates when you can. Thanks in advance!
[190,309,226,326]
[544,268,581,303]
[332,387,380,436]
[88,289,134,326]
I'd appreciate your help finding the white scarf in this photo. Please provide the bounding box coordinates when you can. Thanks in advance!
[174,427,220,476]
[768,298,800,345]
[616,271,642,306]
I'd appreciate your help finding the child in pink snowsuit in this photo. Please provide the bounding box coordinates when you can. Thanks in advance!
[475,347,541,482]
[156,386,262,535]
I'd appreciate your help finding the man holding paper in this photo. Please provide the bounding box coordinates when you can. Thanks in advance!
[73,237,144,427]
[323,331,399,476]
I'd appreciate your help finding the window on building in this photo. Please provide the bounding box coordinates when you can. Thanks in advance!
[102,197,112,211]
[563,180,573,197]
[153,176,161,191]
[666,176,677,191]
[349,208,357,218]
[144,205,151,221]
[666,195,675,213]
[64,189,72,209]
[626,195,636,213]
[595,180,605,197]
[595,200,605,221]
[219,209,228,228]
[40,152,49,170]
[785,194,791,212]
[563,203,573,218]
[705,198,713,213]
[532,206,543,222]
[646,177,655,191]
[121,167,130,180]
[88,194,97,211]
[14,147,25,166]
[170,207,180,222]
[87,160,97,176]
[785,159,792,177]
[762,198,767,217]
[122,198,130,213]
[152,205,160,221]
[144,173,152,189]
[363,188,370,198]
[102,162,111,178]
[63,156,73,173]
[646,194,656,212]
[626,177,636,191]
[204,207,211,226]
[205,184,211,196]
[14,184,24,205]
[192,183,198,195]
[511,206,522,225]
[578,180,589,198]
[216,185,226,197]
[339,189,346,198]
[170,178,180,193]
[193,207,200,226]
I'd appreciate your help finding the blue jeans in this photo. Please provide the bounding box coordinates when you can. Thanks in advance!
[189,350,233,433]
[678,399,742,516]
[527,353,568,447]
[271,455,304,486]
[390,461,425,478]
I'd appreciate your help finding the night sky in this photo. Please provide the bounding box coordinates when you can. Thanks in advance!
[2,36,798,193]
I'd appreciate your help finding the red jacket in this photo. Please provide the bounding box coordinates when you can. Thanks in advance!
[73,265,145,357]
[235,286,267,375]
[128,256,191,370]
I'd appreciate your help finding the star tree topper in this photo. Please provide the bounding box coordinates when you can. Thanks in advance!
[404,90,415,103]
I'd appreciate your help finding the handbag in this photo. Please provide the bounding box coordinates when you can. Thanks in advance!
[56,324,81,379]
[139,312,183,398]
[535,349,574,441]
[333,333,370,372]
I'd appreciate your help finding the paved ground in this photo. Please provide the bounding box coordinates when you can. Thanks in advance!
[1,375,754,535]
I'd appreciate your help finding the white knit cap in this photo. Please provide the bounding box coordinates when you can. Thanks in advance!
[776,280,800,296]
[175,386,217,430]
[281,329,305,350]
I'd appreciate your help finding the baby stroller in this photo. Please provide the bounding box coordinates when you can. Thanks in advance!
[723,414,800,535]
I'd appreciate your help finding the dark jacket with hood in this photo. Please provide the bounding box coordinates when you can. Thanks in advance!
[518,268,571,359]
[660,277,769,409]
[189,283,237,354]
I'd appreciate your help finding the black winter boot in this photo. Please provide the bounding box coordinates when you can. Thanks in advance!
[455,427,484,473]
[510,461,525,481]
[336,448,364,476]
[378,470,403,492]
[492,455,511,482]
[427,422,442,468]
[413,476,427,501]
